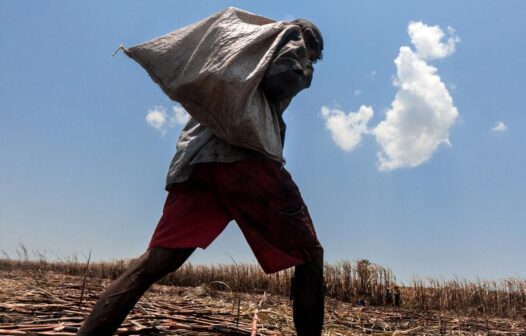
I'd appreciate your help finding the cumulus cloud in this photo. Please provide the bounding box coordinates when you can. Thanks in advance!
[146,106,169,135]
[321,21,460,171]
[171,104,190,126]
[408,21,460,60]
[283,14,296,21]
[320,105,374,151]
[371,22,459,170]
[491,121,508,132]
[146,103,189,136]
[373,48,459,170]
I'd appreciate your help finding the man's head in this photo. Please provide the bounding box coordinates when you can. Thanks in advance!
[290,18,324,63]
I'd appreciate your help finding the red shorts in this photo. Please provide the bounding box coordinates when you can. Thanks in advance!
[148,160,323,273]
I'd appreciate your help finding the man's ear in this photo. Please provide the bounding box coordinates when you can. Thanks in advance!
[302,29,318,51]
[301,28,320,62]
[302,28,315,40]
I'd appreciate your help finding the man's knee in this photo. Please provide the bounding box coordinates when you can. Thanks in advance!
[291,252,324,299]
[295,252,324,279]
[134,247,193,280]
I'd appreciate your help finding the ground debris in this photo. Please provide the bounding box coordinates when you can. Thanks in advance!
[1,271,525,335]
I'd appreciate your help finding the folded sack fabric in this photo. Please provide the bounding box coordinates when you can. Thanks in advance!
[121,7,310,162]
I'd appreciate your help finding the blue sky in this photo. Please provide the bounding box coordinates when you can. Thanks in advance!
[1,1,525,283]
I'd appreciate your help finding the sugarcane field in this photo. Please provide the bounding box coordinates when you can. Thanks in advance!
[0,256,524,335]
[2,1,526,336]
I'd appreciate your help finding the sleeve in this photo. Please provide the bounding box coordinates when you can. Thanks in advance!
[260,29,313,102]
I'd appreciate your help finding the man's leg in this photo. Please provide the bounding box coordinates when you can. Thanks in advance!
[209,160,325,334]
[77,247,194,336]
[292,254,325,336]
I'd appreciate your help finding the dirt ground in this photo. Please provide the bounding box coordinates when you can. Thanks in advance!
[0,271,524,335]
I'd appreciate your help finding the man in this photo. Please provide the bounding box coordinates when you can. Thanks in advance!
[77,12,325,336]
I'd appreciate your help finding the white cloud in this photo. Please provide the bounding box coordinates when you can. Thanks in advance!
[171,104,190,126]
[373,44,459,170]
[408,21,460,60]
[321,22,460,171]
[491,121,508,132]
[146,106,168,135]
[283,14,296,21]
[146,103,189,136]
[321,105,374,151]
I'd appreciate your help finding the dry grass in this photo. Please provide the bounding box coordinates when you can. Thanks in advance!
[407,277,526,317]
[1,270,525,335]
[1,250,525,319]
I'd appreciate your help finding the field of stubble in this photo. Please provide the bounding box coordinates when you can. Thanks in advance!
[1,269,525,336]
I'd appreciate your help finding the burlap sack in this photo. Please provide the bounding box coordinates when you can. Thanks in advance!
[122,7,306,161]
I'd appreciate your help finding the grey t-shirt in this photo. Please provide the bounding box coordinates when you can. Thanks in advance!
[165,118,268,188]
[165,100,290,190]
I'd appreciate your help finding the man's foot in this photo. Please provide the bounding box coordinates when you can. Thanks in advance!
[77,247,194,336]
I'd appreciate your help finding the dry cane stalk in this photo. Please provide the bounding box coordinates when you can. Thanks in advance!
[78,249,91,309]
[251,292,268,336]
